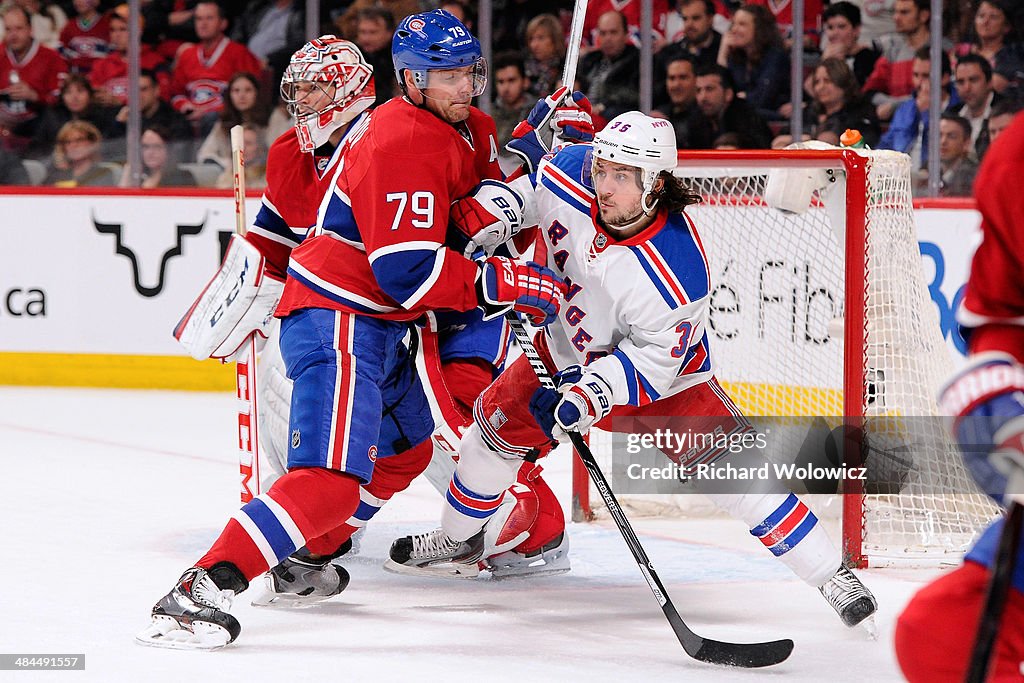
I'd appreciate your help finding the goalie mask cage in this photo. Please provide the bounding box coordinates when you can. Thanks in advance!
[570,148,999,568]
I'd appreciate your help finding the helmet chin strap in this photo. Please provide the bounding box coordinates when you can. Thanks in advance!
[601,198,658,234]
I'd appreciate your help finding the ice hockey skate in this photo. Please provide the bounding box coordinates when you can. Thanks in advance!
[818,565,878,629]
[482,531,571,579]
[135,565,245,650]
[385,528,485,577]
[251,545,351,608]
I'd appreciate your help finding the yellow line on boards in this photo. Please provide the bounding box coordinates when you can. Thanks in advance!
[0,353,235,391]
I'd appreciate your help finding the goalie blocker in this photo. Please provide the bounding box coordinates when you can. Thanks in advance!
[174,235,284,361]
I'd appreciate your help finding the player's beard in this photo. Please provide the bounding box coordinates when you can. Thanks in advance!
[597,196,648,231]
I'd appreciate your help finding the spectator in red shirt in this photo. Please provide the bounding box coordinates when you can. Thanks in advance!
[59,0,110,74]
[0,4,68,145]
[746,0,823,49]
[169,1,262,130]
[862,0,933,121]
[89,8,168,107]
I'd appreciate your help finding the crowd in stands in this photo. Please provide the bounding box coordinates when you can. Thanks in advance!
[0,0,1022,197]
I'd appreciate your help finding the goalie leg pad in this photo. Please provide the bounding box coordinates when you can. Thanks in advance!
[257,318,292,488]
[174,234,284,360]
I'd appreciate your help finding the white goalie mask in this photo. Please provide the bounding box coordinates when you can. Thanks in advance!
[588,111,678,214]
[280,36,376,153]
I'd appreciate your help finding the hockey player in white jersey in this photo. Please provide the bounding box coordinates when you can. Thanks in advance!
[387,111,878,628]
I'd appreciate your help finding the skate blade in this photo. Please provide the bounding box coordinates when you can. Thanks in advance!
[383,558,480,579]
[859,616,879,641]
[488,565,571,580]
[250,591,338,609]
[134,617,232,651]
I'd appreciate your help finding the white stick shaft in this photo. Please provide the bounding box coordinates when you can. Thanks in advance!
[229,123,260,502]
[561,0,589,89]
[230,124,247,236]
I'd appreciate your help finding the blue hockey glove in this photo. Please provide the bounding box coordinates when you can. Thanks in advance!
[529,364,614,439]
[477,256,566,326]
[529,385,561,440]
[939,353,1024,505]
[505,87,595,174]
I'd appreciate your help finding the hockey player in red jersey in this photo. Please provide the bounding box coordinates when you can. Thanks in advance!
[896,111,1024,682]
[142,13,568,649]
[177,39,585,609]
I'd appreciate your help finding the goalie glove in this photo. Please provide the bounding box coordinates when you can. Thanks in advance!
[505,87,595,174]
[476,256,566,326]
[529,365,614,439]
[450,180,527,257]
[174,234,284,361]
[939,353,1024,505]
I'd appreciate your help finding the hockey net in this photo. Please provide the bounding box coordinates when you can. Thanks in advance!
[571,148,999,568]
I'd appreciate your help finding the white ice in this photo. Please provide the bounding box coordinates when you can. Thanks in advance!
[0,386,938,682]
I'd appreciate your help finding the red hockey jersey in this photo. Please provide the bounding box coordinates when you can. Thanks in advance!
[0,40,68,127]
[59,14,111,73]
[277,98,502,321]
[170,37,262,115]
[246,124,355,278]
[88,46,168,104]
[958,113,1024,361]
[582,0,670,47]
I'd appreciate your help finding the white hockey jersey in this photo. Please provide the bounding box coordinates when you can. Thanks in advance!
[513,143,715,408]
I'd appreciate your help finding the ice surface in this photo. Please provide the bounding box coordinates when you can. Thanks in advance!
[0,387,937,681]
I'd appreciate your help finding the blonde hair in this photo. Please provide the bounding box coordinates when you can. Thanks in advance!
[526,14,566,58]
[54,120,102,167]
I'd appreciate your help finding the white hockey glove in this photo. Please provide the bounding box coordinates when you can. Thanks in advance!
[529,365,614,440]
[450,180,527,257]
[174,234,284,361]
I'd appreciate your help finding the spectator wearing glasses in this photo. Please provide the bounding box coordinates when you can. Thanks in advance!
[119,124,196,188]
[44,119,116,186]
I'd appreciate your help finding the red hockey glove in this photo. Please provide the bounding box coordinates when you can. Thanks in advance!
[477,256,566,326]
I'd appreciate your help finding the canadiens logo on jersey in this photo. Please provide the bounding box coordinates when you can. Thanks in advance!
[188,78,227,106]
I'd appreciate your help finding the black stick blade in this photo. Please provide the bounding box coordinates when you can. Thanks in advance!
[690,637,795,668]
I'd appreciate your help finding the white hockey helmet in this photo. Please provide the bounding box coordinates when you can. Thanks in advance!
[280,36,376,153]
[591,111,678,213]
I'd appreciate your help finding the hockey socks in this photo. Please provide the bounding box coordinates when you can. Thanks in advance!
[704,490,838,587]
[198,468,361,581]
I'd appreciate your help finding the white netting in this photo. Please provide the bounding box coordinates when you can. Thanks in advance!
[579,150,999,567]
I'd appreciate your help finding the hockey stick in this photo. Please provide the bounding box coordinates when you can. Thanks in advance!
[561,0,587,91]
[965,477,1024,683]
[505,313,794,668]
[230,124,261,504]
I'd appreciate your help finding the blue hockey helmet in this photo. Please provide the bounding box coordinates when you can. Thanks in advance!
[392,10,486,97]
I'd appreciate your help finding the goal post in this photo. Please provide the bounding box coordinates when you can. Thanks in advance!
[571,148,999,569]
